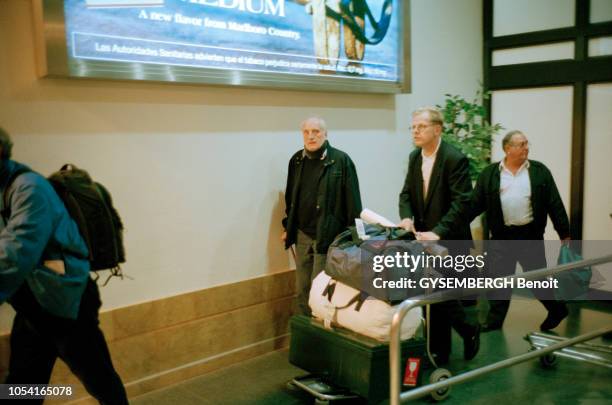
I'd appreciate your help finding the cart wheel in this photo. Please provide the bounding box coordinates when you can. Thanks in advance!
[539,353,558,368]
[429,368,452,401]
[314,399,330,405]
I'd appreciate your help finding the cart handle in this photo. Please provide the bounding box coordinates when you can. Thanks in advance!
[390,253,612,405]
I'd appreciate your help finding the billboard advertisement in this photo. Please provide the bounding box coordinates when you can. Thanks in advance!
[41,0,409,92]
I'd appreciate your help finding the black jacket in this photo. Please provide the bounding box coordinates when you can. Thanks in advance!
[283,143,362,253]
[398,140,473,241]
[470,159,570,239]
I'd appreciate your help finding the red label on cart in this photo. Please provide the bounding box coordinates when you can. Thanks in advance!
[403,357,421,387]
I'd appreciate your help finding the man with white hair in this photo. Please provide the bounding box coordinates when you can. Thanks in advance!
[282,117,362,315]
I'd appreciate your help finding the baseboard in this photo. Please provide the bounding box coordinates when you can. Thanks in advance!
[0,269,296,403]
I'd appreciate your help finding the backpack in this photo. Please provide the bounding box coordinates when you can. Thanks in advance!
[3,164,126,284]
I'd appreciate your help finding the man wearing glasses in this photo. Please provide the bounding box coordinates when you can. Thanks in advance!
[469,130,570,332]
[398,107,480,365]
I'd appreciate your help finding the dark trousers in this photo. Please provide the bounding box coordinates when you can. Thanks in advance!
[429,300,476,360]
[428,240,477,360]
[5,279,128,405]
[294,230,327,316]
[487,224,566,326]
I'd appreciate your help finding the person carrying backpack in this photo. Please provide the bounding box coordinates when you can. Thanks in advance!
[0,127,128,404]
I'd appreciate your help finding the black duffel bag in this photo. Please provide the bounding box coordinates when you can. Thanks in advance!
[325,224,445,303]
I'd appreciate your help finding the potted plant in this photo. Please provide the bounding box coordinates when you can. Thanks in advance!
[438,90,503,181]
[437,90,503,238]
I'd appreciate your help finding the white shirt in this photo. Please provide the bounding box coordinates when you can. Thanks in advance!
[421,138,441,197]
[499,159,533,226]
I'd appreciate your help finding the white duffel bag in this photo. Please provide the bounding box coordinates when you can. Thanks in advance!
[309,272,422,341]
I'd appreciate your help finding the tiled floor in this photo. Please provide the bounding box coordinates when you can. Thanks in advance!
[131,299,612,404]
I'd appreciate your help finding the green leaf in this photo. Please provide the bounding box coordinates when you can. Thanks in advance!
[440,85,503,179]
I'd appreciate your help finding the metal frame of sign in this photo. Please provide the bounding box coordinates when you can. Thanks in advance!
[35,0,411,93]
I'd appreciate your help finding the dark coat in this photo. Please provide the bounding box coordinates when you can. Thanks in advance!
[283,143,362,253]
[471,159,570,239]
[398,140,473,241]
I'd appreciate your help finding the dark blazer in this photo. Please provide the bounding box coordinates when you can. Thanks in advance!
[283,142,362,253]
[471,160,570,239]
[398,140,473,240]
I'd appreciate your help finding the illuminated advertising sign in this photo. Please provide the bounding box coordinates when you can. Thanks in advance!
[40,1,410,92]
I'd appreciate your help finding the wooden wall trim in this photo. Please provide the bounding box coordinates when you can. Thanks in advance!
[1,270,296,403]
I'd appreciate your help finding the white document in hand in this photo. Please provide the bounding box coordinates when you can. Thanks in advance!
[360,208,397,227]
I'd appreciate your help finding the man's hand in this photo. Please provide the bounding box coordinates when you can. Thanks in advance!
[398,218,414,232]
[281,231,287,242]
[416,231,440,241]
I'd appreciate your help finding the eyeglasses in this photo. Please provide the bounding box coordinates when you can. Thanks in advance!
[410,123,437,133]
[509,141,529,148]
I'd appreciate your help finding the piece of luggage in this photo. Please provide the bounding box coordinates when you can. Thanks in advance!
[48,164,126,275]
[289,314,431,404]
[555,244,592,301]
[309,271,422,341]
[326,223,442,303]
[3,164,126,283]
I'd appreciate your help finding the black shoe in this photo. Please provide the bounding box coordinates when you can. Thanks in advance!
[540,305,569,331]
[481,322,503,332]
[464,324,480,361]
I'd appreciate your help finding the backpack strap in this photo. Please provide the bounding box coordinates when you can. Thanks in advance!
[1,168,32,223]
[322,280,337,301]
[348,291,368,312]
[335,291,368,312]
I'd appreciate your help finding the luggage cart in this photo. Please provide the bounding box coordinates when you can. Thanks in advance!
[287,241,453,404]
[288,306,453,404]
[388,253,612,405]
[287,374,362,404]
[526,331,612,369]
